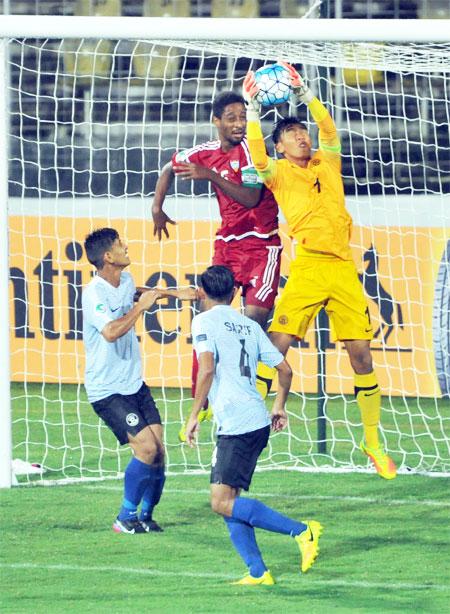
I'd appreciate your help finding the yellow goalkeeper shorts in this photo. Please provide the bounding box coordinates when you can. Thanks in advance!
[269,256,373,342]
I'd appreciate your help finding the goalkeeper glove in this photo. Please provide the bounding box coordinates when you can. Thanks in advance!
[280,61,314,104]
[243,72,261,121]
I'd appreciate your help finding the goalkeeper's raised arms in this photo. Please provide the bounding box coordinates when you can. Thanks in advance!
[243,63,314,116]
[279,61,314,104]
[242,71,261,120]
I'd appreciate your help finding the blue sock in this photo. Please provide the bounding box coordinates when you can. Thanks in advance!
[118,457,151,521]
[232,497,307,537]
[140,465,166,521]
[224,516,267,578]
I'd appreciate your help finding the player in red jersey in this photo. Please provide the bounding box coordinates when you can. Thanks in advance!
[152,92,281,436]
[152,91,281,326]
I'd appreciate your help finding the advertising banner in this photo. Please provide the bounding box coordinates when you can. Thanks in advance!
[8,196,449,397]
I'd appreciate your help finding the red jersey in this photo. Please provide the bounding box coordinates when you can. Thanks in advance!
[172,138,279,241]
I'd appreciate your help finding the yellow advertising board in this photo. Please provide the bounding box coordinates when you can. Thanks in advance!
[8,214,449,397]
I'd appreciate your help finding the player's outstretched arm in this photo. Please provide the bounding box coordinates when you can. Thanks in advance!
[102,289,159,342]
[135,286,199,302]
[279,61,314,105]
[243,71,262,122]
[281,61,340,159]
[270,358,292,432]
[173,161,261,209]
[185,351,215,447]
[243,72,276,184]
[158,287,199,301]
[152,161,177,241]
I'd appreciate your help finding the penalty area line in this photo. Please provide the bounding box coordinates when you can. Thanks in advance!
[84,485,450,508]
[1,563,448,592]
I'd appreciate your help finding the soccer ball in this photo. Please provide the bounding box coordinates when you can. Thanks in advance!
[254,63,291,107]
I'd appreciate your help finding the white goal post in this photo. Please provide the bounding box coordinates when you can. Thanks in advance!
[0,15,450,42]
[1,16,449,487]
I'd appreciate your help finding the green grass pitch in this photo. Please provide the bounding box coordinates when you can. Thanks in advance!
[1,472,449,613]
[1,383,449,612]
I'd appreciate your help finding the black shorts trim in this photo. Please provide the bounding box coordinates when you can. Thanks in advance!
[91,382,161,445]
[210,425,270,491]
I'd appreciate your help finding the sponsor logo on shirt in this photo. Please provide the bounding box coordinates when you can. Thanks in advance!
[126,413,139,427]
[196,334,207,342]
[95,303,106,313]
[278,315,289,325]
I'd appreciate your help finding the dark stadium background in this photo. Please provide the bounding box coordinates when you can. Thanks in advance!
[4,0,449,199]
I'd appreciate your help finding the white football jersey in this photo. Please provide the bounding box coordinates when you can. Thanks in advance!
[192,304,283,435]
[82,272,142,402]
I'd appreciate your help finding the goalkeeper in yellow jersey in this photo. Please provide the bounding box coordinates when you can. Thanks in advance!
[243,62,396,480]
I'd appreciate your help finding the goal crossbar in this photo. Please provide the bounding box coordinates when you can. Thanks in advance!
[0,16,449,43]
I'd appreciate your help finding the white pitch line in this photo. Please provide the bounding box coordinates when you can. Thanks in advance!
[84,485,450,508]
[1,563,448,592]
[0,562,233,580]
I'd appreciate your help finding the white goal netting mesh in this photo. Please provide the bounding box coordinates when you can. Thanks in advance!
[7,34,450,483]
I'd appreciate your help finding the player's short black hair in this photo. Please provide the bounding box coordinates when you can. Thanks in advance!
[272,116,309,145]
[84,227,119,270]
[212,91,245,119]
[200,265,235,302]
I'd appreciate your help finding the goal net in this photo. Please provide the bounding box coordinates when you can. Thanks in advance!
[4,17,450,484]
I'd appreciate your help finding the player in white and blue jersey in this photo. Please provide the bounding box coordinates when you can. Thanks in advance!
[83,227,195,534]
[185,265,323,585]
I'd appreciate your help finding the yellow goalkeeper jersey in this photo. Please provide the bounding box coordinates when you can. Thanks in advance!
[247,98,353,261]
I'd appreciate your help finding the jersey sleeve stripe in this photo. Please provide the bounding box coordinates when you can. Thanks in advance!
[176,140,221,161]
[320,142,341,153]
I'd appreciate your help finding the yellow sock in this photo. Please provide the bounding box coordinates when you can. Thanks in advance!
[256,363,276,400]
[354,372,381,449]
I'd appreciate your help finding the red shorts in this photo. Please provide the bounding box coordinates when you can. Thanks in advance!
[212,235,282,310]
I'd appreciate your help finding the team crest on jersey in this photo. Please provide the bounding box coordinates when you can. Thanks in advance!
[278,315,289,325]
[95,303,106,313]
[230,159,240,172]
[126,413,139,427]
[311,159,321,166]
